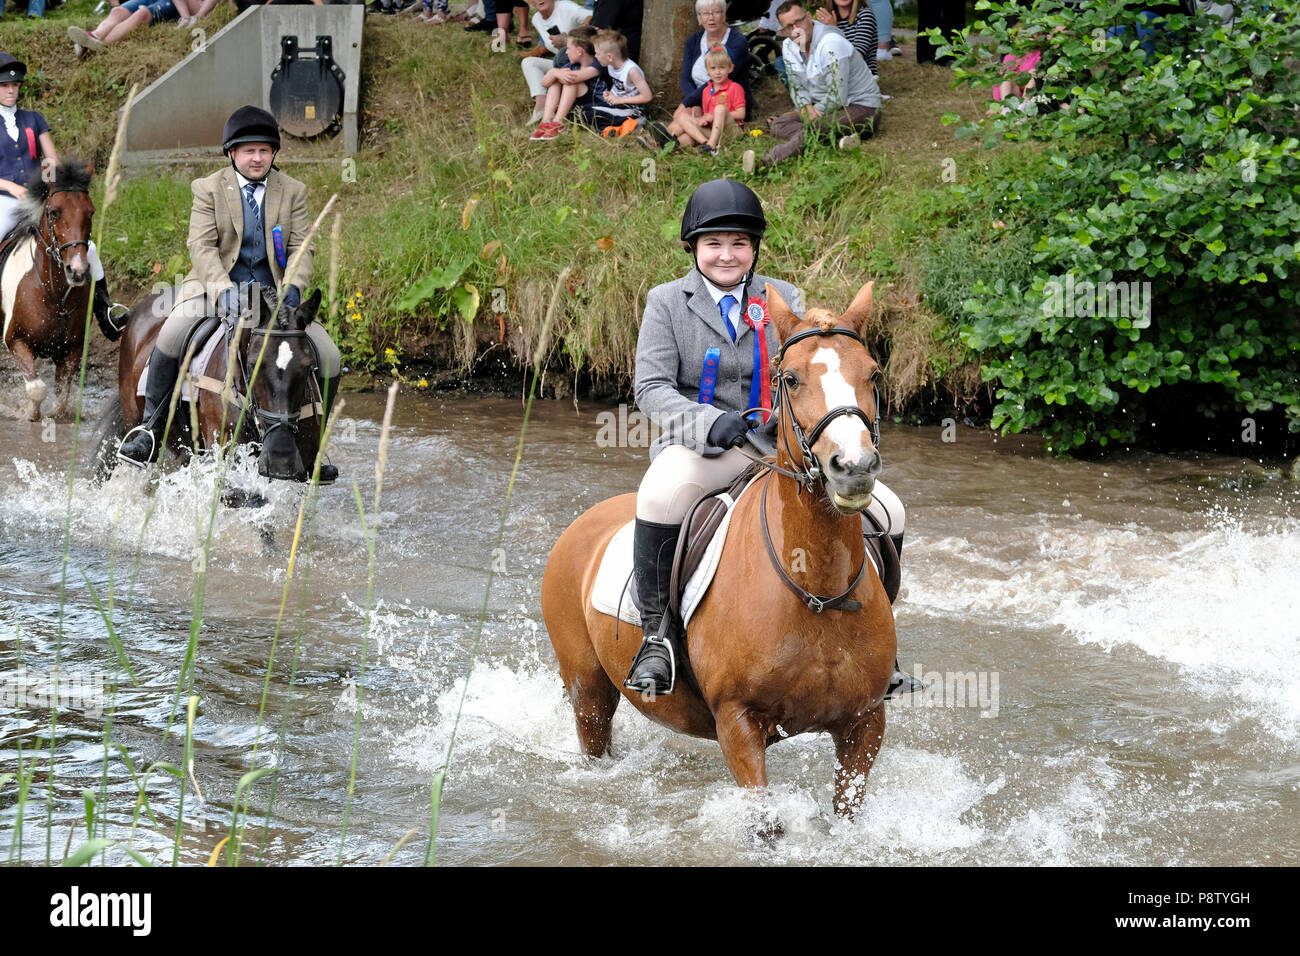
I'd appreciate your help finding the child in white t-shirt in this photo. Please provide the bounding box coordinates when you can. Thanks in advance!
[587,30,652,137]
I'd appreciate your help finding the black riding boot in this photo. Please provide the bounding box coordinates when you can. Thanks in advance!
[625,518,683,696]
[117,348,180,465]
[314,373,341,484]
[885,530,925,699]
[91,279,127,342]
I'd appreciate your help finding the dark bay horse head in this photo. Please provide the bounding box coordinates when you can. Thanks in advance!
[240,286,324,482]
[14,159,94,285]
[765,282,883,515]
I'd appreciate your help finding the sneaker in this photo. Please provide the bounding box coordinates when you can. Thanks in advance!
[697,143,717,156]
[612,117,639,138]
[742,149,756,174]
[537,121,563,141]
[838,132,861,151]
[67,26,103,52]
[635,133,659,152]
[464,17,493,31]
[876,48,893,61]
[528,106,545,125]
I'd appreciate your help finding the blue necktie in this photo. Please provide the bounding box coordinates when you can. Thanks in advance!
[243,183,261,222]
[719,294,738,342]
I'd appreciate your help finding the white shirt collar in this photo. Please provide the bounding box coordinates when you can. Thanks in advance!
[235,171,265,207]
[700,274,747,306]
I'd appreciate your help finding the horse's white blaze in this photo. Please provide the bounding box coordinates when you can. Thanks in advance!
[1,238,36,342]
[812,346,868,465]
[276,340,292,370]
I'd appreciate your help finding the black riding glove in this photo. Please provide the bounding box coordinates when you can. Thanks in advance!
[707,411,753,449]
[281,285,302,309]
[216,285,243,321]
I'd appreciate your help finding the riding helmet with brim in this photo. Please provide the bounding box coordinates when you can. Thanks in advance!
[680,178,766,244]
[222,105,281,153]
[0,53,27,85]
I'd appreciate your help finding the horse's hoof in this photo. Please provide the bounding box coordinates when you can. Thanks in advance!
[753,819,785,846]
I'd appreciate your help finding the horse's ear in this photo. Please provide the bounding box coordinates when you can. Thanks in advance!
[302,288,322,323]
[86,160,96,177]
[765,282,802,342]
[841,281,874,336]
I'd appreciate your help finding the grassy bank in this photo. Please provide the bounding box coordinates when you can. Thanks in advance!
[14,4,996,414]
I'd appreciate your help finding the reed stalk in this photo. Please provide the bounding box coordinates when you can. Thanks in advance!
[422,267,567,866]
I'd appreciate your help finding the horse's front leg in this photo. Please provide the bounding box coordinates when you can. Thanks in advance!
[714,703,782,842]
[51,349,80,420]
[8,339,46,422]
[831,705,886,818]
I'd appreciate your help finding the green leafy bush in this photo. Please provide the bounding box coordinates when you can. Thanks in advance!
[931,0,1300,451]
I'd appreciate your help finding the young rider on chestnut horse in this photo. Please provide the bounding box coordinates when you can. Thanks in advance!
[626,178,922,699]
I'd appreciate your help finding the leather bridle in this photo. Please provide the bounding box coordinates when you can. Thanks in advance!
[745,324,886,615]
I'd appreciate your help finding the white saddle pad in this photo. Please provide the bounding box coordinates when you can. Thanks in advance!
[592,476,760,628]
[137,329,226,401]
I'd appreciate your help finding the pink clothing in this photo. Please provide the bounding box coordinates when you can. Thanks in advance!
[992,48,1042,101]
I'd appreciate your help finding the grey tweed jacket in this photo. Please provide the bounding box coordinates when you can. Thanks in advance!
[634,269,804,458]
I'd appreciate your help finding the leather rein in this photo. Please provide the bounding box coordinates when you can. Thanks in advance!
[31,184,92,330]
[742,325,886,615]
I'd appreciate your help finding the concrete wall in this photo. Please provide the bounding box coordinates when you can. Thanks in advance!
[121,5,363,164]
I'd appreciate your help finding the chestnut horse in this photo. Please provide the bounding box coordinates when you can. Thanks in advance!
[96,286,326,482]
[542,282,894,823]
[1,160,113,421]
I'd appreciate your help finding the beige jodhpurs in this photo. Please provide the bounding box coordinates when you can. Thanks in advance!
[636,442,905,533]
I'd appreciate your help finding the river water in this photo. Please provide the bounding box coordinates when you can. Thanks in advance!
[2,382,1297,866]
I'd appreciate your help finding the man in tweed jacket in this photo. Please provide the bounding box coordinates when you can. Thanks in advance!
[119,106,340,469]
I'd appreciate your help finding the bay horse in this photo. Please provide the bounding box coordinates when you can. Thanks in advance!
[95,285,327,483]
[1,160,116,421]
[542,282,894,827]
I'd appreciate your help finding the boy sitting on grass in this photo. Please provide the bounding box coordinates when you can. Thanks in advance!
[586,29,653,138]
[664,45,746,154]
[531,25,603,141]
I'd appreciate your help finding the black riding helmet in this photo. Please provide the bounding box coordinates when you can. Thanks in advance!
[680,178,766,244]
[681,178,766,293]
[0,52,27,85]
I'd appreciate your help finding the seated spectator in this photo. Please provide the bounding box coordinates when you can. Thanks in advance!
[674,0,753,136]
[586,29,651,137]
[530,24,603,140]
[68,0,220,51]
[519,0,593,125]
[666,45,745,154]
[815,0,878,75]
[761,0,881,167]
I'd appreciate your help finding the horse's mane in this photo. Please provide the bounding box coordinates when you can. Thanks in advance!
[12,159,93,240]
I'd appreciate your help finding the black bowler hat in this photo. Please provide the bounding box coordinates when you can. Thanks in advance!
[0,52,27,84]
